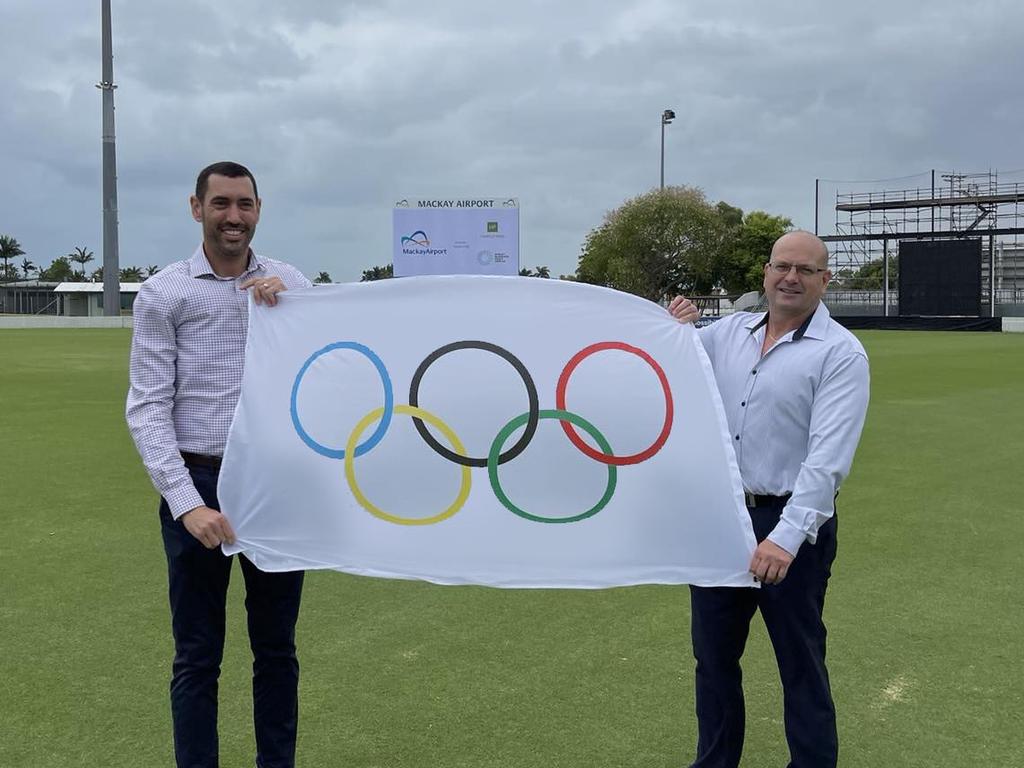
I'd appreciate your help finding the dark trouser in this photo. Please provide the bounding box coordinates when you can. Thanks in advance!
[159,462,304,768]
[689,500,838,768]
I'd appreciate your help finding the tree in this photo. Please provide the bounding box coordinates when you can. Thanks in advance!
[718,209,793,294]
[314,271,332,284]
[92,266,104,282]
[576,187,792,301]
[20,258,36,279]
[39,256,75,282]
[360,264,393,281]
[576,186,732,301]
[120,266,144,281]
[519,265,551,278]
[838,255,898,289]
[0,235,25,281]
[145,265,159,278]
[68,246,94,280]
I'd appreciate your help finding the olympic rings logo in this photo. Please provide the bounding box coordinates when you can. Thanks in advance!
[290,340,674,525]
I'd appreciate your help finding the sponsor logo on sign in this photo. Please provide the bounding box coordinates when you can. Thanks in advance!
[401,230,447,256]
[401,230,430,247]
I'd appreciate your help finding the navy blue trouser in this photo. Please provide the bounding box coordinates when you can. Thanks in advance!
[159,462,304,768]
[689,500,838,768]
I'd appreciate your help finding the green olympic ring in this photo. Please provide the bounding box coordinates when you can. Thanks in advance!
[487,409,617,524]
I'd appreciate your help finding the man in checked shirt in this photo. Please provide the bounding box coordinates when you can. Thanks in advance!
[126,161,312,768]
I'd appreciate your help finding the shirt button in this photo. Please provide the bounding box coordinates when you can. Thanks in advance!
[734,435,740,441]
[740,401,746,407]
[751,369,757,375]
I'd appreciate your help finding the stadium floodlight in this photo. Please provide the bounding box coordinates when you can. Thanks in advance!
[660,109,675,190]
[99,0,120,316]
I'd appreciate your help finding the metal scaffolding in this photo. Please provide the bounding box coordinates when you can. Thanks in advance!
[814,169,1024,316]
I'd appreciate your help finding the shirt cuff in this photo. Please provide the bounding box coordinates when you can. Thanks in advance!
[766,518,807,558]
[164,484,206,520]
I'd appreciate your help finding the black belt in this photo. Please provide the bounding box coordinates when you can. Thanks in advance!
[181,451,222,469]
[744,491,791,508]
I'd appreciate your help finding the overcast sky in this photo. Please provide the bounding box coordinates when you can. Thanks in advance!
[2,0,1022,281]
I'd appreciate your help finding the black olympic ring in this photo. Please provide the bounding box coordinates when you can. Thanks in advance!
[408,340,540,468]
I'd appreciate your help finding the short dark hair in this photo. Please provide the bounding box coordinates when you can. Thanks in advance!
[195,161,259,202]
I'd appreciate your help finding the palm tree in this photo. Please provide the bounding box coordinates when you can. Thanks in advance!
[20,258,36,279]
[120,266,144,281]
[519,266,552,278]
[0,234,26,281]
[68,246,94,279]
[91,267,104,282]
[145,265,159,278]
[314,271,332,284]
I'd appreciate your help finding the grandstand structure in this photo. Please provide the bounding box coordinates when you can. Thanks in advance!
[816,170,1024,318]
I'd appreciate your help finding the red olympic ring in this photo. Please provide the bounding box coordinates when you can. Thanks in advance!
[555,341,674,466]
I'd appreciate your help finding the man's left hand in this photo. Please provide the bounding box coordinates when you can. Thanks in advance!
[749,540,794,585]
[240,276,286,307]
[668,295,700,324]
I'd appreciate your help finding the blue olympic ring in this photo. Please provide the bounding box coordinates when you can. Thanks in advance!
[290,342,394,459]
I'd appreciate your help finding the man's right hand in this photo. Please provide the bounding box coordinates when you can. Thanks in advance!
[181,506,236,549]
[668,295,700,324]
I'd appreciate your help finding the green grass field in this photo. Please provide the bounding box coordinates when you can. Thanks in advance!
[1,329,1022,767]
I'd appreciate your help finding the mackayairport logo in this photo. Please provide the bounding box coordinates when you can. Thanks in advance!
[401,230,448,256]
[401,230,430,247]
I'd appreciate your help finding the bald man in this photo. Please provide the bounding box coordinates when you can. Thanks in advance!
[669,231,870,768]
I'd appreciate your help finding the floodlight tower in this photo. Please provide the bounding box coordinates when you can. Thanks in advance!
[660,109,675,190]
[97,0,120,315]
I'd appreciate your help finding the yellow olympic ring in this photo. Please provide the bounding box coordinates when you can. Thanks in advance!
[344,404,472,525]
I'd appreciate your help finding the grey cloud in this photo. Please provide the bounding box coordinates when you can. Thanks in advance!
[2,0,1022,281]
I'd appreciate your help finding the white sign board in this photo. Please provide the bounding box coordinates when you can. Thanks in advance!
[392,197,520,276]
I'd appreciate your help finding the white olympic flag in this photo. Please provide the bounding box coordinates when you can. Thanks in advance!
[392,197,520,276]
[220,276,757,588]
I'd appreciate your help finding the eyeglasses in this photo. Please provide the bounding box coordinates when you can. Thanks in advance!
[767,262,828,278]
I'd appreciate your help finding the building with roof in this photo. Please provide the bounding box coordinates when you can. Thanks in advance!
[53,282,143,316]
[0,280,144,316]
[0,280,62,315]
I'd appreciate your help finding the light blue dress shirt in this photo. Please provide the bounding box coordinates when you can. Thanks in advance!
[698,301,870,556]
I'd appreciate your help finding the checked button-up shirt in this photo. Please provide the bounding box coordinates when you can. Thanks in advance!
[126,245,312,519]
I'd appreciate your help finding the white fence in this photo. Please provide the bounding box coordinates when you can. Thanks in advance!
[2,314,1023,332]
[0,316,133,329]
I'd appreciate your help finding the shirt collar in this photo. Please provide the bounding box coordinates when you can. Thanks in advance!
[745,301,830,341]
[188,244,265,279]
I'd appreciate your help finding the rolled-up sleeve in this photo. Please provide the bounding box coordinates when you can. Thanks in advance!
[125,283,203,519]
[768,351,870,555]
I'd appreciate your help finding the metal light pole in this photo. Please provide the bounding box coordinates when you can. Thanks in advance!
[660,109,675,190]
[97,0,120,316]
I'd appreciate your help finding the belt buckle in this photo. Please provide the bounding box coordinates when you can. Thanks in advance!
[744,491,757,508]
